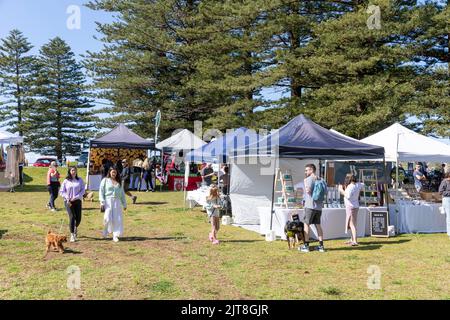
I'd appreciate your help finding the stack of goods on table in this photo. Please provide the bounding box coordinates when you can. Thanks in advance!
[89,148,147,174]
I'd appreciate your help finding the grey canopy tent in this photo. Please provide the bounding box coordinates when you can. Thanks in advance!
[87,124,155,190]
[90,124,155,149]
[229,114,385,228]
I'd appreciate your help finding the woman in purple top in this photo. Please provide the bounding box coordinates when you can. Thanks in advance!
[60,166,85,242]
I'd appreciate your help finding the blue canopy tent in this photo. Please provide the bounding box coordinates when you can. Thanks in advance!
[185,127,260,164]
[183,128,260,209]
[228,114,385,230]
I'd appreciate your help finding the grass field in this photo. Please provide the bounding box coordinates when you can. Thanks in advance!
[0,167,449,300]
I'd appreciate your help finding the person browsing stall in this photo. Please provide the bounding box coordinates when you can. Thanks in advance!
[219,166,230,195]
[120,159,137,204]
[339,174,364,246]
[299,163,326,253]
[438,172,450,237]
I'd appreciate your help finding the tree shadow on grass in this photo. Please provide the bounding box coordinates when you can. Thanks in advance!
[79,236,186,241]
[0,230,7,239]
[82,207,100,211]
[325,244,382,251]
[135,201,168,205]
[63,248,83,254]
[358,239,411,245]
[220,239,264,243]
[20,185,48,193]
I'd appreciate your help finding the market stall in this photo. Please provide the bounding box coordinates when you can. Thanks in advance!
[362,123,450,234]
[0,131,24,191]
[184,127,260,208]
[228,114,386,240]
[257,206,388,240]
[156,129,206,190]
[87,124,155,190]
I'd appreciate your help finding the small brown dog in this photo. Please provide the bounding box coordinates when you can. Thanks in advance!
[45,230,67,256]
[83,191,94,202]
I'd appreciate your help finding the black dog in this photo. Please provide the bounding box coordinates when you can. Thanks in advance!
[284,220,305,249]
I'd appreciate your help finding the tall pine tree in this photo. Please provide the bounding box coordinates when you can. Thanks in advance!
[0,29,36,137]
[85,0,216,139]
[28,37,94,159]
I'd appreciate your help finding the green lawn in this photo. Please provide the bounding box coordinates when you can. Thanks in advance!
[0,167,449,300]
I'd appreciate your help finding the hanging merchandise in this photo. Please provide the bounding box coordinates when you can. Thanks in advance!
[4,145,20,191]
[0,144,5,171]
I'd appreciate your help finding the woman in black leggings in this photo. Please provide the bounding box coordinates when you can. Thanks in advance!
[46,161,60,211]
[60,167,85,242]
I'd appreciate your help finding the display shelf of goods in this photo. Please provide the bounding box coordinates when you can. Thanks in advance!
[276,196,299,204]
[90,148,147,167]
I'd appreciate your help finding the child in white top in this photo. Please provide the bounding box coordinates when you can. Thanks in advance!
[206,185,221,245]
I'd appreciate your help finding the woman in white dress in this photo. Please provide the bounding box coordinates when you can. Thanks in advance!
[99,167,127,242]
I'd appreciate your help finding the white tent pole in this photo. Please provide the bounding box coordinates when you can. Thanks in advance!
[86,146,91,190]
[396,132,400,196]
[269,159,277,231]
[160,147,164,191]
[183,160,189,211]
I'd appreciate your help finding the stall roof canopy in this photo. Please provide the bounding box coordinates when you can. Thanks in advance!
[361,123,450,162]
[90,124,155,149]
[0,130,23,144]
[185,127,260,163]
[156,129,205,151]
[234,114,385,160]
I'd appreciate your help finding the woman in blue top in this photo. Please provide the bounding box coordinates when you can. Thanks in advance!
[99,167,127,242]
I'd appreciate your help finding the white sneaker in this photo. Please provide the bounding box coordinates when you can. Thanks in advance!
[70,233,76,242]
[113,236,119,242]
[51,208,56,212]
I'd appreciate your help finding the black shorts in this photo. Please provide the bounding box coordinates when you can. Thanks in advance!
[303,208,322,225]
[123,181,130,192]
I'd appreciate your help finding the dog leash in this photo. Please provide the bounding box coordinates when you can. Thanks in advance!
[58,218,64,234]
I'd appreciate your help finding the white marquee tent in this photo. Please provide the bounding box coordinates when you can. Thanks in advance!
[156,129,205,152]
[361,123,450,163]
[0,130,23,144]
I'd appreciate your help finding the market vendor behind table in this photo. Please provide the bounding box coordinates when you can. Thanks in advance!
[438,172,450,237]
[413,164,427,192]
[201,163,215,186]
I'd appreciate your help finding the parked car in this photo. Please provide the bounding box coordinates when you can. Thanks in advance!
[76,152,89,168]
[33,157,58,167]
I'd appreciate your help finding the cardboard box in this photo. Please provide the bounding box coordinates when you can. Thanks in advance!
[420,192,434,202]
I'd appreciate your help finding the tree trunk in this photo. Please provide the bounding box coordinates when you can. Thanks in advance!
[15,55,23,136]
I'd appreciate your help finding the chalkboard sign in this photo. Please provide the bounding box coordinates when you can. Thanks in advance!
[370,210,389,237]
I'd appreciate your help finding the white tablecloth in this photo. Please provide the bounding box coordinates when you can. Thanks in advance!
[258,207,374,240]
[389,203,446,234]
[186,188,210,209]
[88,174,102,190]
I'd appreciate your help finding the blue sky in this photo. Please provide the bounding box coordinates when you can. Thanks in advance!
[0,0,447,145]
[0,0,113,58]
